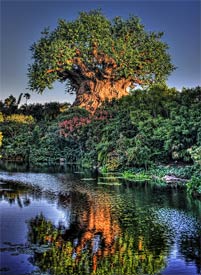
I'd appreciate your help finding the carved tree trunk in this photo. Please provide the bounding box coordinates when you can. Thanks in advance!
[47,46,133,112]
[73,78,130,112]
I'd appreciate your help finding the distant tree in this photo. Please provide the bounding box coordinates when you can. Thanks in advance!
[4,95,16,108]
[19,103,44,121]
[28,10,175,112]
[24,93,31,105]
[59,102,71,113]
[4,95,17,114]
[43,102,60,120]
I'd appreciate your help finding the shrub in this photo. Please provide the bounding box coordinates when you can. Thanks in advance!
[5,114,35,124]
[186,176,201,197]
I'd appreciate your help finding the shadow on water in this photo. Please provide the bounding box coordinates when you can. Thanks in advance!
[0,162,200,275]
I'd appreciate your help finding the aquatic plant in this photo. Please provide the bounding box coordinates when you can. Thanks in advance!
[122,171,151,182]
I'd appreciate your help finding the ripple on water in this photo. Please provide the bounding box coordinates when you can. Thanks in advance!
[155,208,201,239]
[0,172,75,194]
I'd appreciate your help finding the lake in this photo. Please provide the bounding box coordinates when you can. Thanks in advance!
[0,163,200,275]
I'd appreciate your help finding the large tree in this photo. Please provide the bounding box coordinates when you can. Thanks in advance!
[28,10,175,112]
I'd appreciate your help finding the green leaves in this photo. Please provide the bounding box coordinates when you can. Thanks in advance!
[187,176,201,197]
[1,85,200,171]
[28,10,175,93]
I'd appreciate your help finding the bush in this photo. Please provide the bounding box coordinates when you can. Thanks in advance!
[187,176,201,197]
[1,86,200,170]
[5,114,35,124]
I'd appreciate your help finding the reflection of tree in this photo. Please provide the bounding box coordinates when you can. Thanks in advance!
[179,235,201,274]
[69,190,120,255]
[28,214,57,245]
[27,188,168,275]
[0,180,41,207]
[0,160,29,172]
[54,189,121,270]
[0,185,31,207]
[28,215,167,275]
[116,192,172,258]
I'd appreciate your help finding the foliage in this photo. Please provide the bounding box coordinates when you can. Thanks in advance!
[122,170,151,181]
[28,10,174,94]
[0,87,200,174]
[59,116,91,138]
[23,92,31,105]
[0,93,30,115]
[0,112,4,122]
[0,94,71,122]
[0,124,33,161]
[186,177,201,197]
[29,123,62,165]
[188,146,201,169]
[148,165,195,179]
[5,114,35,124]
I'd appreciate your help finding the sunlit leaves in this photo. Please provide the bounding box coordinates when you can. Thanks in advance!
[5,114,35,124]
[28,10,175,93]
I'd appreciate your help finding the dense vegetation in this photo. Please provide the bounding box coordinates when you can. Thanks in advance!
[0,85,200,196]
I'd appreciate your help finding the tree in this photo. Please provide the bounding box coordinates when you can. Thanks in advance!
[4,95,17,114]
[28,10,175,112]
[43,102,60,120]
[24,93,31,105]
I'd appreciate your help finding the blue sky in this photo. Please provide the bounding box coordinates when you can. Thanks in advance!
[1,0,200,104]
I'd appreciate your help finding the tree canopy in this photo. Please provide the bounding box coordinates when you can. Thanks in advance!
[28,10,175,111]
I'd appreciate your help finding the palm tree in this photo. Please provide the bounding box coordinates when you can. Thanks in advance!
[24,93,31,105]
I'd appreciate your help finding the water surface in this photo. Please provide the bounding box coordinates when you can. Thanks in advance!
[0,165,200,275]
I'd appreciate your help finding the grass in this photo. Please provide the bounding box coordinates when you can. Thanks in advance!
[122,171,151,182]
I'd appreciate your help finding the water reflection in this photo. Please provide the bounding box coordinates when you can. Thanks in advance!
[0,170,201,275]
[179,236,201,274]
[0,180,38,207]
[27,212,167,275]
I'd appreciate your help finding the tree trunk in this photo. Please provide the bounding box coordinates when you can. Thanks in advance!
[73,79,130,112]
